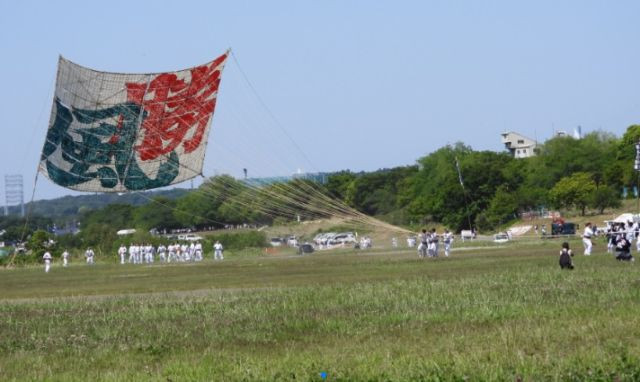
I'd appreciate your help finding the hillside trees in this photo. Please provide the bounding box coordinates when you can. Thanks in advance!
[404,144,514,230]
[549,172,597,216]
[589,185,621,214]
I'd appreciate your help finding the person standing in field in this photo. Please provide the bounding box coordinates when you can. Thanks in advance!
[85,247,95,265]
[62,249,70,267]
[582,222,594,256]
[443,229,453,257]
[118,244,127,265]
[428,228,439,257]
[214,241,224,260]
[157,244,167,262]
[127,244,135,264]
[43,251,53,273]
[194,242,203,261]
[559,242,574,270]
[418,229,428,258]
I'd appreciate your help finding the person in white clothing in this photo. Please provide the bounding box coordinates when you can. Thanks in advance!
[417,229,428,258]
[62,250,70,267]
[43,251,53,273]
[428,228,439,257]
[129,243,136,264]
[443,229,454,257]
[194,242,203,261]
[582,222,594,256]
[85,248,95,264]
[214,241,224,260]
[157,244,167,262]
[118,245,127,265]
[180,244,188,262]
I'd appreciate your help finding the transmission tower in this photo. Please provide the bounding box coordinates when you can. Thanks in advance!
[4,174,24,217]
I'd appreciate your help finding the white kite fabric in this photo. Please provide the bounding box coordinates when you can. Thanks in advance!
[39,51,229,192]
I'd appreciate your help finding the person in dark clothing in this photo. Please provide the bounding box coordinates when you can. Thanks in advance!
[559,242,574,270]
[614,233,634,262]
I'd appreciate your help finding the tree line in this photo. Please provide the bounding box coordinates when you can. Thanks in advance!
[2,125,640,258]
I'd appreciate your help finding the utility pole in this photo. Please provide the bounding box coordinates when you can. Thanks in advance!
[634,140,640,214]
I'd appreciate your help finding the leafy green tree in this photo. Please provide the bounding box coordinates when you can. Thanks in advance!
[616,124,640,187]
[484,186,519,229]
[515,185,547,211]
[526,132,618,190]
[82,204,134,230]
[174,192,209,227]
[27,230,54,258]
[549,172,597,215]
[133,197,181,230]
[325,171,357,200]
[78,223,117,255]
[589,185,622,214]
[174,175,250,228]
[344,166,417,215]
[406,143,514,230]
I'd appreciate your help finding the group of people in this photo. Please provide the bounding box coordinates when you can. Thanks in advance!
[603,221,637,261]
[581,221,636,261]
[41,241,225,272]
[356,236,372,249]
[559,221,636,270]
[42,249,72,272]
[117,242,207,264]
[416,228,454,258]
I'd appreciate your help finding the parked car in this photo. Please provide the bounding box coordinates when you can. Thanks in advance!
[329,232,356,245]
[270,237,284,247]
[286,236,299,247]
[551,222,576,236]
[179,234,203,241]
[493,233,509,243]
[313,232,336,246]
[298,243,315,254]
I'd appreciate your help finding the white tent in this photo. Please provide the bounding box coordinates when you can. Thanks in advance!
[613,213,635,223]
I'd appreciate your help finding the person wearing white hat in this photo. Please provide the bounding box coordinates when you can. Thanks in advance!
[43,251,53,273]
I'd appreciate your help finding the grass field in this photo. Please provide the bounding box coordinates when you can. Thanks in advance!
[1,239,639,381]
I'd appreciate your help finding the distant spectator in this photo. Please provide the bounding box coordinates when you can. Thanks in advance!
[559,242,574,270]
[582,223,594,255]
[614,233,634,262]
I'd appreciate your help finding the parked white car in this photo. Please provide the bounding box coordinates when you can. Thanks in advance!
[314,232,336,246]
[270,237,284,247]
[179,234,203,241]
[329,232,356,245]
[493,233,509,243]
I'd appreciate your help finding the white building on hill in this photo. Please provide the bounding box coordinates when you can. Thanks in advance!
[501,132,538,158]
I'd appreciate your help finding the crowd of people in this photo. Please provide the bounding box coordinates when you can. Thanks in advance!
[116,242,208,264]
[41,241,225,272]
[558,220,636,270]
[39,220,639,273]
[415,228,454,258]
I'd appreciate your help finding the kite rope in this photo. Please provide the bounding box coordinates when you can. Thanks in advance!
[230,51,318,173]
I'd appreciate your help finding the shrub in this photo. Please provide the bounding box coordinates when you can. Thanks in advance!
[204,231,266,250]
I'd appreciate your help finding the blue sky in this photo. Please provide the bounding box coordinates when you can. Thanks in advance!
[1,0,640,201]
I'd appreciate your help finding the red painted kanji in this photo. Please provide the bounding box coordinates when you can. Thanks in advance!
[126,53,228,161]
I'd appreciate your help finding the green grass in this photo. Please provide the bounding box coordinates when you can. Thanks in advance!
[1,241,639,381]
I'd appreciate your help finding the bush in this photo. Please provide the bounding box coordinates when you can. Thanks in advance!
[204,231,266,250]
